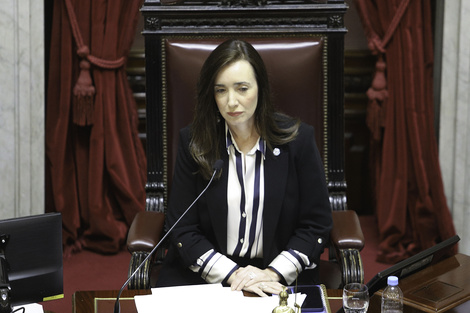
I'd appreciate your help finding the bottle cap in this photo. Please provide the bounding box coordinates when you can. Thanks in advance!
[387,276,399,286]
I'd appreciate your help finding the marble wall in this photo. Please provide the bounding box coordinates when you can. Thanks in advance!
[439,0,470,254]
[0,1,44,218]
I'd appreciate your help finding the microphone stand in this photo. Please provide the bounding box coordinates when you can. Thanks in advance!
[113,161,223,313]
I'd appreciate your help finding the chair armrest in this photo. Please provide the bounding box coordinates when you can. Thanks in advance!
[330,210,365,251]
[127,211,165,253]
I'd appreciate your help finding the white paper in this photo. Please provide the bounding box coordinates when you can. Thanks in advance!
[12,303,44,313]
[135,284,305,313]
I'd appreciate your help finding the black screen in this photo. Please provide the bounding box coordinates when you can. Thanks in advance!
[0,213,63,306]
[287,285,325,312]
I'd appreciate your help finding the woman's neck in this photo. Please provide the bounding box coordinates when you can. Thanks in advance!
[229,124,259,154]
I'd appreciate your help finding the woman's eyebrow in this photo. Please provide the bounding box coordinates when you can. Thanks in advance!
[214,82,251,87]
[234,81,251,86]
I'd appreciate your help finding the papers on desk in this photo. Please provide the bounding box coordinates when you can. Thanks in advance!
[134,284,306,313]
[13,303,44,313]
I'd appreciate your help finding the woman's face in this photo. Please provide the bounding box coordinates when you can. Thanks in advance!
[214,60,258,131]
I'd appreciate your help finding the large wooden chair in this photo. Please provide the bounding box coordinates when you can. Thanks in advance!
[126,0,364,290]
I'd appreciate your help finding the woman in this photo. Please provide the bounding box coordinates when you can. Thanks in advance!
[156,39,332,296]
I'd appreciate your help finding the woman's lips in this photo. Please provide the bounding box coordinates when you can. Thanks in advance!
[227,112,242,117]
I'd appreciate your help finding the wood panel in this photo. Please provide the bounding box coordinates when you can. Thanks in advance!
[344,50,375,215]
[127,50,147,151]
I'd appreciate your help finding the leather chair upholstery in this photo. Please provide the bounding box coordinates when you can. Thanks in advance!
[127,34,365,290]
[165,37,325,190]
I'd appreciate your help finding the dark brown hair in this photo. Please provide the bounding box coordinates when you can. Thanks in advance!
[190,39,300,179]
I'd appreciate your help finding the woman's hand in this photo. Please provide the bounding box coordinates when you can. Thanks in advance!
[243,281,285,297]
[228,265,283,296]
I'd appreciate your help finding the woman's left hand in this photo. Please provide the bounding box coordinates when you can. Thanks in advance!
[229,265,281,293]
[243,281,285,297]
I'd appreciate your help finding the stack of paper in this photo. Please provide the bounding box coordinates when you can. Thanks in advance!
[134,284,306,313]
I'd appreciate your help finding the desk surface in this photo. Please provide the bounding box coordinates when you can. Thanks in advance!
[399,253,470,312]
[73,254,470,313]
[72,288,470,313]
[73,289,341,313]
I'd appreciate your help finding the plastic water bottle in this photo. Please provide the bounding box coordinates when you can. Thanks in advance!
[381,276,403,313]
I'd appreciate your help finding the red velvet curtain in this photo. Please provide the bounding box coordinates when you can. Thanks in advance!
[353,0,457,263]
[46,0,146,255]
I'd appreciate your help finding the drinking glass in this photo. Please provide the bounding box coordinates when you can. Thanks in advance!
[342,283,369,313]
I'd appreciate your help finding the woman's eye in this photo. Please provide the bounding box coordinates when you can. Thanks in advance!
[239,86,248,92]
[215,88,226,94]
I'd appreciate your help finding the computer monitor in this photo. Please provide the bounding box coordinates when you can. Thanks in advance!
[0,212,64,309]
[366,234,460,296]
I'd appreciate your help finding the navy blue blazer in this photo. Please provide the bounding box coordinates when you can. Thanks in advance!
[156,121,332,287]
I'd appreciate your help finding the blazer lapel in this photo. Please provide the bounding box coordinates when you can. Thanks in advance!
[205,153,229,254]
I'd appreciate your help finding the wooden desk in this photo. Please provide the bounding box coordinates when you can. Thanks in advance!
[73,289,150,313]
[73,254,470,313]
[327,289,470,313]
[73,289,337,313]
[313,254,470,313]
[371,254,470,313]
[72,288,469,313]
[326,289,343,312]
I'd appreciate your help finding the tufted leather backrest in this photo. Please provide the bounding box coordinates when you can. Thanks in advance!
[162,36,326,189]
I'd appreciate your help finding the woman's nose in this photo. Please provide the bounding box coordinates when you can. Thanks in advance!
[227,90,237,107]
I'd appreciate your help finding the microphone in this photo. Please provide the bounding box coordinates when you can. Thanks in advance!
[114,159,223,313]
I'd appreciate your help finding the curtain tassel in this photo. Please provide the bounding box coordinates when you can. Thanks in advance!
[72,46,95,126]
[366,58,388,141]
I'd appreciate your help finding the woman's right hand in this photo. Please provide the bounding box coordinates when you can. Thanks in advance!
[242,281,285,297]
[227,265,283,296]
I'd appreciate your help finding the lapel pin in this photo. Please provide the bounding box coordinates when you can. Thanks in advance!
[273,148,280,156]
